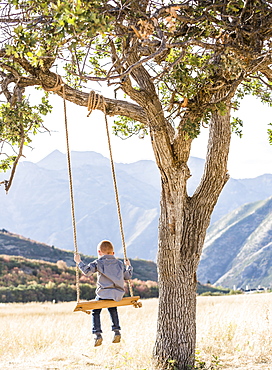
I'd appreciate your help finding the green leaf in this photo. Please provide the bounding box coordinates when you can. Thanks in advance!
[231,117,243,138]
[268,124,272,145]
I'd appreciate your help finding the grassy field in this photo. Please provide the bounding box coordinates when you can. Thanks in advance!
[0,294,272,369]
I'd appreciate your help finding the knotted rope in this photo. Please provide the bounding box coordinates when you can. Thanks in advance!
[87,91,134,298]
[87,90,103,117]
[41,75,63,92]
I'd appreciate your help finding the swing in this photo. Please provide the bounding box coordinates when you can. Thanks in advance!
[59,83,142,314]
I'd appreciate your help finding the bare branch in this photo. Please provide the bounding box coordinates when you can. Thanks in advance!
[0,62,20,78]
[152,49,186,81]
[4,126,25,193]
[260,66,272,83]
[69,40,167,83]
[248,73,272,90]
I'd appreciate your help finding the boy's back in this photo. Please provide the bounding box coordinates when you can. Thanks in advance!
[78,254,133,301]
[96,254,132,300]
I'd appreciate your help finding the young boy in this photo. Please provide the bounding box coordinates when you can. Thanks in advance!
[74,240,133,347]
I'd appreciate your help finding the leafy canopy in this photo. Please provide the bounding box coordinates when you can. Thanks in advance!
[0,0,272,181]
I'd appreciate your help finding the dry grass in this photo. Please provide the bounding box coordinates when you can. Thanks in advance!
[196,293,272,369]
[0,294,272,369]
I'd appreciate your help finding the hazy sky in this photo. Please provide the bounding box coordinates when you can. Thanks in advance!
[23,93,272,179]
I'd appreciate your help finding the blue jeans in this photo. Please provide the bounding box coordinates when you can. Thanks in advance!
[92,299,121,334]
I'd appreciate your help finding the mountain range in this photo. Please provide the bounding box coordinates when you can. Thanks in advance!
[0,150,160,260]
[198,196,272,289]
[0,150,271,288]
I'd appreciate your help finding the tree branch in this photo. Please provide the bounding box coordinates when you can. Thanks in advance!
[39,74,147,123]
[260,66,272,83]
[4,126,25,193]
[0,48,148,124]
[192,90,232,210]
[69,39,167,83]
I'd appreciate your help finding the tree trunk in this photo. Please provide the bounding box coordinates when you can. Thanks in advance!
[153,104,232,369]
[153,179,202,370]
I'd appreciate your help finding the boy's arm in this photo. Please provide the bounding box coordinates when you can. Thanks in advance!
[74,253,81,264]
[74,253,97,276]
[124,259,133,280]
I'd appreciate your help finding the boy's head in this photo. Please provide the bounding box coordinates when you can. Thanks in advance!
[97,240,114,256]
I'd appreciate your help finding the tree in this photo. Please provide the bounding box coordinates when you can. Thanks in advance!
[1,0,272,368]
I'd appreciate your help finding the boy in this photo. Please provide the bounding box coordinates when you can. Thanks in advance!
[74,240,133,347]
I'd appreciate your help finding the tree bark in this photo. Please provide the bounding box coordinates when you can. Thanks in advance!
[153,188,198,370]
[153,101,232,369]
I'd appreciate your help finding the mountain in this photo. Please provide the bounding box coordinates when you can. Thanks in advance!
[0,151,160,260]
[0,150,271,261]
[198,196,272,289]
[0,229,158,282]
[210,175,272,222]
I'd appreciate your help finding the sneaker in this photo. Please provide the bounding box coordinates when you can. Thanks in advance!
[112,331,121,343]
[94,334,103,347]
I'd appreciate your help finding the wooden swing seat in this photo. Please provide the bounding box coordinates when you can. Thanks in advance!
[74,296,142,314]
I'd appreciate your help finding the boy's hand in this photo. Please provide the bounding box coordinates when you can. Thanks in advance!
[124,258,131,266]
[74,253,81,264]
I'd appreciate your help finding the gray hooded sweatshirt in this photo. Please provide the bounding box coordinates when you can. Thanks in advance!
[78,255,133,301]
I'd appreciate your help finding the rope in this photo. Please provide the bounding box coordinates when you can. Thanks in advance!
[63,87,81,303]
[87,90,102,117]
[59,80,81,303]
[87,91,134,298]
[41,75,81,302]
[42,75,63,92]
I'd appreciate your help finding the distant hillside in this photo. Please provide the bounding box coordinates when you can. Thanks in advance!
[0,254,228,303]
[198,196,272,289]
[0,230,158,282]
[0,229,232,299]
[0,255,159,303]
